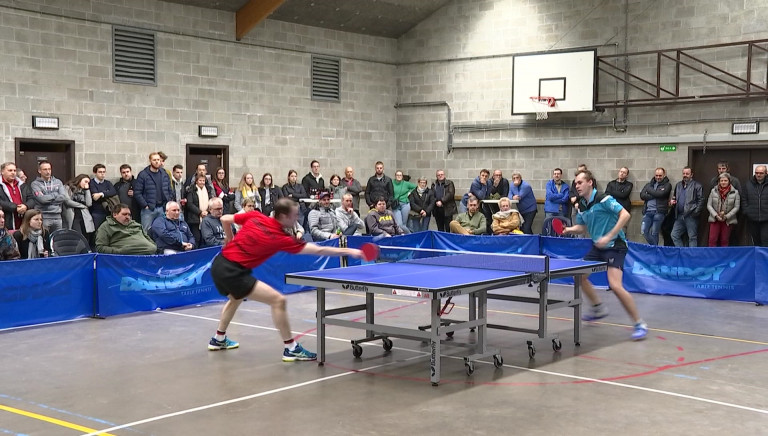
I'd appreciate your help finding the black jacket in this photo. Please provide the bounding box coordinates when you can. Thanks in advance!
[365,175,394,208]
[605,179,633,212]
[114,177,141,220]
[640,176,672,215]
[258,186,283,217]
[301,173,325,197]
[184,185,214,225]
[408,188,435,217]
[741,177,768,222]
[490,178,510,198]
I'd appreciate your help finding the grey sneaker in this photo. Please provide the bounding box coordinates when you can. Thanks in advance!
[582,303,609,321]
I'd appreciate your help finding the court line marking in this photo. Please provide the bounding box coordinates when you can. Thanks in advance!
[328,291,768,346]
[80,354,427,436]
[0,404,115,436]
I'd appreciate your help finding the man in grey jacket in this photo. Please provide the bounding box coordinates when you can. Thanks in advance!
[342,167,363,215]
[335,193,365,236]
[31,160,68,232]
[308,191,339,241]
[200,197,226,247]
[670,166,705,247]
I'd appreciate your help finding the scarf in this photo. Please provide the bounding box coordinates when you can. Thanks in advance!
[27,229,44,258]
[264,187,271,205]
[197,185,209,213]
[718,185,730,201]
[417,186,427,195]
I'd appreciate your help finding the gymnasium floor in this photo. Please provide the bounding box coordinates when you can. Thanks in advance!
[1,284,766,435]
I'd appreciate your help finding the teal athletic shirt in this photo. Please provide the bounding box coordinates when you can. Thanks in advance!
[575,188,626,248]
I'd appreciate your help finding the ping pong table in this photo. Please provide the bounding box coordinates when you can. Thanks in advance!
[285,249,605,385]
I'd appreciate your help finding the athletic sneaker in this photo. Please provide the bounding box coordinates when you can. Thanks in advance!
[631,323,648,341]
[208,336,239,351]
[282,343,317,362]
[581,303,609,321]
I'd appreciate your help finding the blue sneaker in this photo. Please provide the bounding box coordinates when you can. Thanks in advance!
[631,323,648,341]
[581,303,609,321]
[208,336,239,351]
[282,342,317,362]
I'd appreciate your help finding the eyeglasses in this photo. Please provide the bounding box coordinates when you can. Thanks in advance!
[756,172,766,175]
[211,207,223,210]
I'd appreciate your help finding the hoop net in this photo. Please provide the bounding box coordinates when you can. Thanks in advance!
[530,96,556,120]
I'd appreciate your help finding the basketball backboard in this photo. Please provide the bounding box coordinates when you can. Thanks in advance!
[511,49,597,116]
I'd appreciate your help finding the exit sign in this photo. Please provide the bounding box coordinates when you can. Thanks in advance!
[659,144,677,152]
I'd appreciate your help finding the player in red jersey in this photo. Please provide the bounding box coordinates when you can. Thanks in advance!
[208,197,364,361]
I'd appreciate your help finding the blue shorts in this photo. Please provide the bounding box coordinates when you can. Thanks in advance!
[583,241,627,270]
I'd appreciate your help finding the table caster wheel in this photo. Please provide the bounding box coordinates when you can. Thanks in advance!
[352,344,363,358]
[465,361,475,375]
[527,340,536,358]
[493,354,504,368]
[382,338,393,351]
[552,339,562,351]
[446,331,454,338]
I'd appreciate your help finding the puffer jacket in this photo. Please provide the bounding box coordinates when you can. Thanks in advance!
[706,186,740,225]
[308,205,338,240]
[491,209,523,235]
[134,166,173,210]
[95,215,156,255]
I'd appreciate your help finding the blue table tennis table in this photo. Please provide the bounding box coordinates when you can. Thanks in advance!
[285,251,605,385]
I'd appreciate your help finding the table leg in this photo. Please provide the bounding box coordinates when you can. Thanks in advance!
[317,287,326,365]
[539,280,548,338]
[574,276,581,346]
[430,298,441,386]
[366,292,374,339]
[477,290,487,354]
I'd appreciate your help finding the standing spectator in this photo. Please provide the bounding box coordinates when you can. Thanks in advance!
[12,209,50,259]
[95,204,157,255]
[212,167,235,214]
[431,169,457,232]
[365,197,405,237]
[301,160,325,198]
[234,172,260,212]
[670,166,704,247]
[201,197,226,247]
[170,164,185,204]
[605,167,633,213]
[184,162,214,193]
[462,168,492,210]
[308,191,339,241]
[742,165,768,246]
[63,174,95,246]
[341,166,363,216]
[407,177,434,232]
[151,201,195,254]
[640,167,672,245]
[258,173,283,217]
[335,193,365,236]
[710,161,741,193]
[544,168,570,218]
[450,195,487,235]
[282,169,309,231]
[114,164,141,222]
[157,151,173,181]
[365,161,395,210]
[0,210,20,260]
[31,160,68,232]
[490,169,510,199]
[491,197,523,235]
[392,170,416,232]
[328,174,346,206]
[707,173,740,247]
[508,171,537,234]
[134,152,174,232]
[89,164,118,231]
[184,173,214,245]
[1,162,27,230]
[16,169,27,183]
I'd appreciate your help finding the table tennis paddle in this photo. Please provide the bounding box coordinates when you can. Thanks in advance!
[360,242,380,261]
[551,218,565,236]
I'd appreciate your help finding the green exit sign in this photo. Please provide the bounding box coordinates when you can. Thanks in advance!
[660,144,677,152]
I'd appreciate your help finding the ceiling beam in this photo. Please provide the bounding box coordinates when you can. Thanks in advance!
[235,0,285,41]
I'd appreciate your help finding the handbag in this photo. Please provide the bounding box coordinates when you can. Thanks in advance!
[102,195,121,213]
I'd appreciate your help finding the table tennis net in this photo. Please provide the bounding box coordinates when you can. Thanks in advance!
[377,246,548,273]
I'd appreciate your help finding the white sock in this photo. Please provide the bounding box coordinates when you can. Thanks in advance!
[215,332,226,341]
[286,341,298,351]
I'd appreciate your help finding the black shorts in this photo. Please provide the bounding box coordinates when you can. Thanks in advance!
[583,240,627,270]
[211,254,257,300]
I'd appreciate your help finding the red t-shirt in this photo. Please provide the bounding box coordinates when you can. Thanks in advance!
[221,211,306,268]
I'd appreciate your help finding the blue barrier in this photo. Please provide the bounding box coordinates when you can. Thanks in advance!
[1,231,765,330]
[0,254,95,329]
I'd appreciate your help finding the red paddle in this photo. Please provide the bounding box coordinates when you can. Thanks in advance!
[360,242,380,261]
[551,218,565,236]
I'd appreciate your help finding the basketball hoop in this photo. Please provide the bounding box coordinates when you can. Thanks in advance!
[530,96,556,120]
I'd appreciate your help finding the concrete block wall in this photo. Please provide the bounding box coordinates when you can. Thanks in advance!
[395,0,768,239]
[0,0,399,184]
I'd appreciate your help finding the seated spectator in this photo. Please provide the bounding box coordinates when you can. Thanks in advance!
[335,193,365,236]
[233,197,255,234]
[450,195,487,235]
[151,201,195,254]
[95,203,157,255]
[13,209,51,258]
[200,198,226,247]
[0,210,20,260]
[407,177,434,232]
[308,191,339,241]
[365,197,405,237]
[491,197,523,235]
[184,173,214,245]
